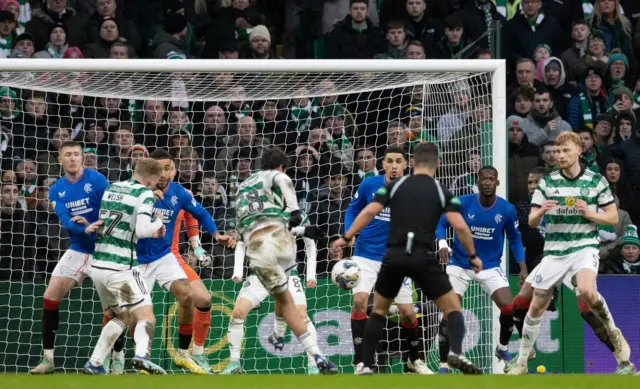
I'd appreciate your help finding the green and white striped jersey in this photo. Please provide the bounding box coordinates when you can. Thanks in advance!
[531,169,615,258]
[92,179,155,270]
[236,170,289,238]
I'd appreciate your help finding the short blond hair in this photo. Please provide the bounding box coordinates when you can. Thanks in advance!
[134,157,163,177]
[555,131,581,148]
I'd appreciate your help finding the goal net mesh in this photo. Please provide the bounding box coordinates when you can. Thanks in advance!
[0,68,497,374]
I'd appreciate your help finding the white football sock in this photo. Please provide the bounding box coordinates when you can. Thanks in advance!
[274,316,287,338]
[304,318,317,366]
[43,349,53,361]
[228,318,244,362]
[134,320,153,358]
[517,313,542,365]
[298,331,321,357]
[591,293,617,331]
[90,318,125,366]
[113,350,124,361]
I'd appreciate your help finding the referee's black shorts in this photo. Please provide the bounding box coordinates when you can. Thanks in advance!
[374,247,453,302]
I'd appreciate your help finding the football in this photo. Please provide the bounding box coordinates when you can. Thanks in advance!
[331,259,361,290]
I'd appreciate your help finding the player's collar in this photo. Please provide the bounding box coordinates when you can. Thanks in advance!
[560,166,585,181]
[64,168,85,184]
[476,194,497,211]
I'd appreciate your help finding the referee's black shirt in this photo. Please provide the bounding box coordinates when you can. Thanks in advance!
[373,174,462,249]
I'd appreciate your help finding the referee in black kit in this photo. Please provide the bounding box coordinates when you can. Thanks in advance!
[332,142,483,375]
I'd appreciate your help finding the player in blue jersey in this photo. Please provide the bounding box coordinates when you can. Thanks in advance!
[345,146,430,374]
[135,149,235,374]
[435,166,527,372]
[30,141,109,374]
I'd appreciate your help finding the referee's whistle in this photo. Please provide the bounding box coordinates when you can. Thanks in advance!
[406,232,414,255]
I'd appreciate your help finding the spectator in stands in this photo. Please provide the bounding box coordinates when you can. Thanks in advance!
[323,0,379,35]
[82,120,109,158]
[1,169,14,183]
[31,184,68,275]
[455,0,505,52]
[0,180,36,280]
[2,0,23,36]
[613,110,635,143]
[10,32,35,58]
[14,159,37,209]
[0,86,19,122]
[229,147,254,192]
[26,0,87,51]
[593,114,615,151]
[476,48,492,59]
[291,146,322,213]
[0,9,16,58]
[217,39,240,59]
[215,115,267,176]
[135,100,168,151]
[83,16,123,58]
[606,53,631,95]
[504,0,564,69]
[82,147,99,171]
[508,86,535,117]
[86,0,140,52]
[450,148,481,196]
[577,128,600,172]
[174,146,202,192]
[403,0,443,56]
[13,91,50,161]
[167,106,192,134]
[406,40,426,59]
[539,141,559,169]
[322,105,355,171]
[561,20,591,82]
[583,29,610,70]
[541,57,577,119]
[197,173,234,234]
[508,115,540,204]
[601,224,640,274]
[374,20,408,59]
[99,124,134,181]
[324,0,386,60]
[243,25,276,59]
[432,14,474,60]
[254,100,295,153]
[508,59,543,95]
[108,41,132,58]
[127,144,148,175]
[37,124,70,179]
[588,0,634,61]
[603,157,625,206]
[153,12,188,59]
[533,44,551,66]
[521,87,572,146]
[33,22,67,58]
[311,164,350,240]
[609,85,634,115]
[307,126,343,173]
[436,83,471,142]
[353,147,378,186]
[567,65,611,130]
[610,116,640,224]
[192,104,232,171]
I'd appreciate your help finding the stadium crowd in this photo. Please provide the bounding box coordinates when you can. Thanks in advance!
[0,0,639,282]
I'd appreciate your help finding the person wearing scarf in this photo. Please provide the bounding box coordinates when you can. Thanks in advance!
[577,128,599,172]
[602,224,640,274]
[567,65,610,130]
[504,0,562,69]
[33,21,67,58]
[0,10,16,58]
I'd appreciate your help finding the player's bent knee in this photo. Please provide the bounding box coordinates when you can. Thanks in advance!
[192,291,211,309]
[352,292,368,313]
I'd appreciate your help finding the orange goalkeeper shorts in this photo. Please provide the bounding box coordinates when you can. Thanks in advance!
[173,251,200,282]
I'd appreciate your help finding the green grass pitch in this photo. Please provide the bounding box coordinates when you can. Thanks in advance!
[2,374,639,389]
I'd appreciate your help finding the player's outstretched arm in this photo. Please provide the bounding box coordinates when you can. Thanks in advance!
[232,241,246,283]
[50,189,89,235]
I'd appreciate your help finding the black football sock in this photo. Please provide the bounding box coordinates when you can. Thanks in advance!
[499,306,515,347]
[447,311,465,355]
[362,313,386,368]
[42,299,60,351]
[401,319,420,362]
[351,311,367,365]
[438,319,450,363]
[113,332,125,353]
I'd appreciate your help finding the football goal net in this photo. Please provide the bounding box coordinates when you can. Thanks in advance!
[0,59,506,374]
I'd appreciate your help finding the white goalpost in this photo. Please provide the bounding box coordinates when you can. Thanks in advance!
[0,59,506,374]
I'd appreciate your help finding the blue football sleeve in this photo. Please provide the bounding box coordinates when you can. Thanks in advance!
[505,203,525,263]
[50,188,89,236]
[345,181,368,231]
[179,185,218,235]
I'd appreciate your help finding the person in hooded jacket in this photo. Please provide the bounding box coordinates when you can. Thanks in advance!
[540,56,577,119]
[610,112,640,224]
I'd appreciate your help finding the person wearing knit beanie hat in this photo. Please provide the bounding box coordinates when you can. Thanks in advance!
[246,24,273,59]
[33,22,68,58]
[618,224,640,274]
[164,12,187,36]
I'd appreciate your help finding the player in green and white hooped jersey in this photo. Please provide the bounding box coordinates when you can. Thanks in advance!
[82,158,168,375]
[222,209,323,375]
[229,147,337,375]
[508,132,632,375]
